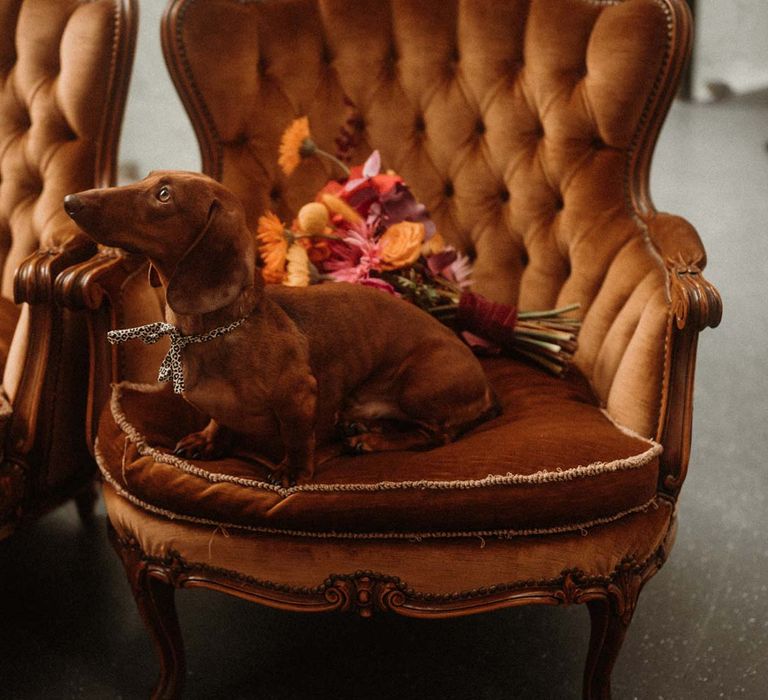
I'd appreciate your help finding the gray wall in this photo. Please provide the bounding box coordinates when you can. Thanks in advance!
[118,0,198,183]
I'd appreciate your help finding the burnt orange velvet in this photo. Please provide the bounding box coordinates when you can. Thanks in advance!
[0,296,19,372]
[97,358,660,535]
[169,0,681,437]
[104,481,674,593]
[0,0,120,299]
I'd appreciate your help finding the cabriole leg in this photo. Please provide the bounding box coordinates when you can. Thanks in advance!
[582,595,636,700]
[109,523,186,699]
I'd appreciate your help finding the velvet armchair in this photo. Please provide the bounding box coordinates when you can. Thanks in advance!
[63,0,721,697]
[0,0,136,539]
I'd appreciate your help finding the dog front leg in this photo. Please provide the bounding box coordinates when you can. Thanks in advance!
[273,377,318,486]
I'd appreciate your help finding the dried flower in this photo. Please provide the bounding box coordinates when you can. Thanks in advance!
[257,212,289,284]
[320,193,362,224]
[297,202,329,234]
[278,117,315,176]
[422,232,446,257]
[379,221,425,270]
[284,244,311,287]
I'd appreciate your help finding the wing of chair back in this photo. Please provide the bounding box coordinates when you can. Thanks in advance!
[0,0,137,539]
[159,0,721,501]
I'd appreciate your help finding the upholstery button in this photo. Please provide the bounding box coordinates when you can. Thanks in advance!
[449,47,460,63]
[554,194,564,211]
[443,181,454,198]
[475,119,486,136]
[321,45,333,65]
[591,136,605,150]
[387,46,398,63]
[533,124,544,138]
[520,251,530,266]
[499,188,510,203]
[270,186,281,200]
[258,56,269,74]
[414,115,425,132]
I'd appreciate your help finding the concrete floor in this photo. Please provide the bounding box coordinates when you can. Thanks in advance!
[1,96,766,699]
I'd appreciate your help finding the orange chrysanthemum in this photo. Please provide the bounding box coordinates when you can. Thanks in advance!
[257,212,288,284]
[278,116,315,176]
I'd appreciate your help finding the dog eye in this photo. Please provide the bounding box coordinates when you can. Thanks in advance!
[156,186,171,202]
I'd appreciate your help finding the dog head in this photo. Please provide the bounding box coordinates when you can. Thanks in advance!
[64,171,256,315]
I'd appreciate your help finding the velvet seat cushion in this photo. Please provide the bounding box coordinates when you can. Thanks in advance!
[96,358,662,538]
[0,297,20,374]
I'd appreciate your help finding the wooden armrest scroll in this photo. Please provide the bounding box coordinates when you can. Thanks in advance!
[667,254,723,332]
[54,248,147,310]
[13,235,97,305]
[658,256,722,497]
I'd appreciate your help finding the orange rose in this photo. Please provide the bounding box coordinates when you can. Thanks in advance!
[379,221,425,270]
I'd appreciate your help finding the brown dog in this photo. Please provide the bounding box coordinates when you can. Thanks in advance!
[64,171,498,485]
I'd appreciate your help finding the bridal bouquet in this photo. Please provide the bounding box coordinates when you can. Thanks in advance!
[257,117,580,375]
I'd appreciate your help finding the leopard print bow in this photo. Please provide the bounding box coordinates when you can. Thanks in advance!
[107,317,248,394]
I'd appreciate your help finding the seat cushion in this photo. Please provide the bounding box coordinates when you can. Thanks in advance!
[0,296,19,374]
[96,358,662,538]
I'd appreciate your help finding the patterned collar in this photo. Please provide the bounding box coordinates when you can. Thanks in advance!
[107,316,248,394]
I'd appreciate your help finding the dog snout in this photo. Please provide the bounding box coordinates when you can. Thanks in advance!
[63,193,84,219]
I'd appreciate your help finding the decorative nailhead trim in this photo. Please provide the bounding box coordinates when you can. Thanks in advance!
[98,443,661,541]
[108,381,662,498]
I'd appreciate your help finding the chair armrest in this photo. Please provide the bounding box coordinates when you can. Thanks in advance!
[54,248,149,449]
[643,213,722,498]
[3,225,102,522]
[13,232,96,304]
[645,213,722,331]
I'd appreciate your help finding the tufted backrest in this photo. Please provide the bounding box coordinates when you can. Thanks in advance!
[164,0,691,436]
[0,0,135,299]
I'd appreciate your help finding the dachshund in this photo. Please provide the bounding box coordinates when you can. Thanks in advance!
[64,171,499,485]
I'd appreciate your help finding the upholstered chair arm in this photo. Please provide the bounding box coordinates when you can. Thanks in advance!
[644,212,721,498]
[1,222,102,527]
[577,211,720,500]
[55,248,165,449]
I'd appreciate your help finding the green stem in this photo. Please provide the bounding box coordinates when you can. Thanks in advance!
[517,303,580,320]
[314,149,351,178]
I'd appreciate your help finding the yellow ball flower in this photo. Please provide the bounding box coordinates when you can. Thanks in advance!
[379,221,425,270]
[297,202,330,234]
[284,243,311,287]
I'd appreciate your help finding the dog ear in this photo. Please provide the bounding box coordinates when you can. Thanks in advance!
[166,200,253,315]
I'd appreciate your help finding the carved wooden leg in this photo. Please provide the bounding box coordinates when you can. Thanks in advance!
[582,596,635,700]
[75,481,98,526]
[108,523,186,700]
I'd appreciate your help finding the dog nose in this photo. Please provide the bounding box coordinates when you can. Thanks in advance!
[63,194,83,218]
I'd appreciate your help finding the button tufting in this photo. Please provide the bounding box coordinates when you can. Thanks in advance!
[475,119,486,136]
[387,46,398,63]
[554,194,564,211]
[443,181,454,198]
[414,115,426,132]
[520,251,530,267]
[270,186,281,200]
[258,56,269,74]
[321,44,333,65]
[449,47,460,63]
[591,136,605,150]
[499,188,510,203]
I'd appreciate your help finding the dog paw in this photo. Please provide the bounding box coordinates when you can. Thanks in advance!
[343,435,374,454]
[173,431,224,460]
